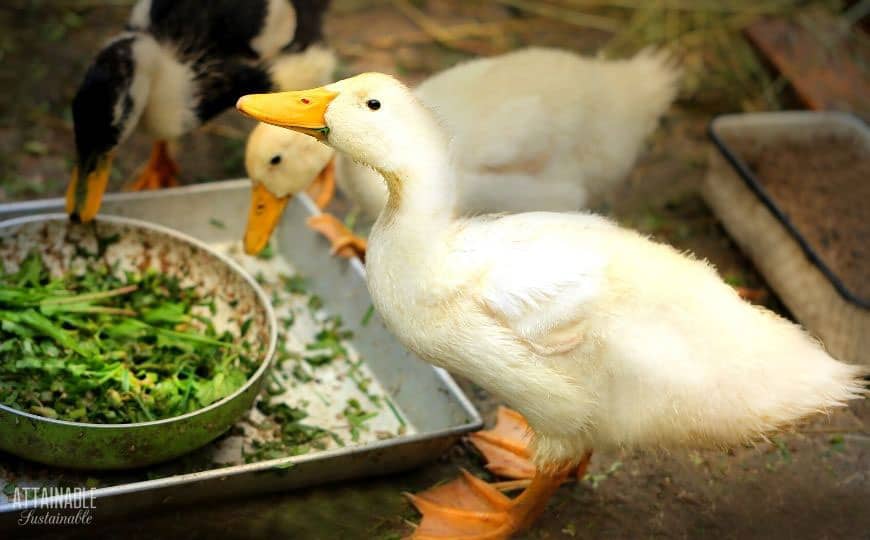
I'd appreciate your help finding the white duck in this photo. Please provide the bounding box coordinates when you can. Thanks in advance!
[242,122,335,255]
[237,74,865,539]
[241,122,367,258]
[328,46,679,251]
[241,47,679,258]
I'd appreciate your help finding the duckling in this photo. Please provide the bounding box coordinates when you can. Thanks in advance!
[241,122,369,258]
[237,74,865,539]
[67,0,334,223]
[243,122,336,255]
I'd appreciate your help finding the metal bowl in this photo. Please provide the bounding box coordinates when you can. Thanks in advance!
[0,214,277,470]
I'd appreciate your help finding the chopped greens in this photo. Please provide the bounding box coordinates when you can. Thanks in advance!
[0,252,257,424]
[304,315,352,367]
[257,242,274,261]
[385,398,406,428]
[234,266,392,461]
[243,401,342,462]
[361,304,375,326]
[281,274,308,295]
[343,398,377,442]
[307,295,324,311]
[192,245,411,464]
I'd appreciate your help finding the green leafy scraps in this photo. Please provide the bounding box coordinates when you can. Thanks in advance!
[343,398,377,442]
[244,401,342,462]
[0,252,258,424]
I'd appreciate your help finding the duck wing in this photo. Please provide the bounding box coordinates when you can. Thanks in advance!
[450,211,865,449]
[450,212,613,356]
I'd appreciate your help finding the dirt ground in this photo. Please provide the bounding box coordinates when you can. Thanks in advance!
[1,1,868,539]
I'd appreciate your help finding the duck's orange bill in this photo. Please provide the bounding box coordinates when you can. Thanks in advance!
[244,182,290,255]
[236,88,338,141]
[66,154,113,223]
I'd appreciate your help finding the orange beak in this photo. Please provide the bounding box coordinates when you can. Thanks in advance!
[236,87,338,141]
[244,182,290,255]
[66,153,113,223]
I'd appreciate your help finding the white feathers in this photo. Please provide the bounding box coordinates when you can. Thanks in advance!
[100,33,198,142]
[245,122,334,197]
[269,44,336,91]
[251,0,296,59]
[137,39,199,140]
[98,33,190,145]
[461,213,609,348]
[128,0,152,30]
[449,210,865,467]
[316,73,864,470]
[337,46,681,220]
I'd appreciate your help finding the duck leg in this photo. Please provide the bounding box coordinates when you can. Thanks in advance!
[408,455,590,540]
[304,158,336,209]
[470,406,590,486]
[127,141,180,191]
[469,407,536,481]
[306,213,367,261]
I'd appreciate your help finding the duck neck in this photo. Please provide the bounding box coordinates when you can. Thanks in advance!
[374,131,456,233]
[113,33,161,144]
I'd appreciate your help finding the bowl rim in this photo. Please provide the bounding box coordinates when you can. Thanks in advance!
[0,212,278,429]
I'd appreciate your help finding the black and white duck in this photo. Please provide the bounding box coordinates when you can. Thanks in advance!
[67,0,335,222]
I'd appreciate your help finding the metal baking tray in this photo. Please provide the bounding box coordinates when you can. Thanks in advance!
[0,180,481,525]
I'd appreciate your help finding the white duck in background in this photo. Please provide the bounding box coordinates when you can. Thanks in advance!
[239,46,679,258]
[327,46,680,255]
[237,74,864,539]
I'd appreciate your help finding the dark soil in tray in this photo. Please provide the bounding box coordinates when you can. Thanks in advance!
[727,133,869,303]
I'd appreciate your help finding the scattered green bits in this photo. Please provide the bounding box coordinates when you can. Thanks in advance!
[280,274,308,295]
[343,398,377,442]
[243,401,342,462]
[257,242,275,261]
[304,315,352,366]
[361,304,375,326]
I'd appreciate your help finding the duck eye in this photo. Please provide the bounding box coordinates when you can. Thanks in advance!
[366,99,381,111]
[270,155,282,165]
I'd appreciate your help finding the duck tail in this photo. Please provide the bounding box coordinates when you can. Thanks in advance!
[623,47,682,135]
[731,334,868,441]
[798,354,868,410]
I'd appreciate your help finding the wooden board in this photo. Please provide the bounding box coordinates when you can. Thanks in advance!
[746,17,870,118]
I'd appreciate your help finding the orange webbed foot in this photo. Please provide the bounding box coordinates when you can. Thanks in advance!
[408,465,577,540]
[469,407,536,481]
[127,141,179,191]
[469,407,591,491]
[306,213,367,261]
[408,407,593,538]
[407,470,514,540]
[305,158,336,209]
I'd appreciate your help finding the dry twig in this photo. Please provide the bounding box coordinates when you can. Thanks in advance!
[495,0,621,32]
